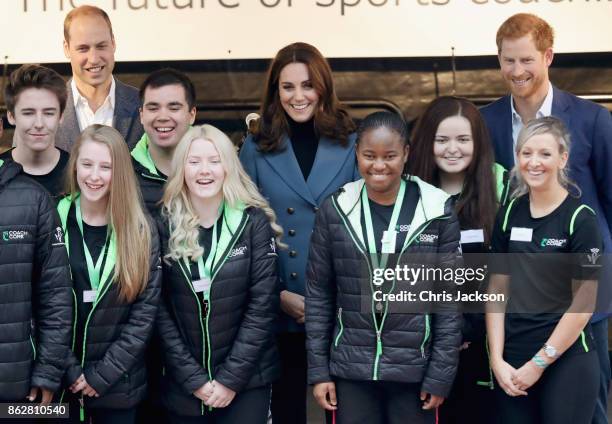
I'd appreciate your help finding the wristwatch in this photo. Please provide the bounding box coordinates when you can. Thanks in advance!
[543,343,558,359]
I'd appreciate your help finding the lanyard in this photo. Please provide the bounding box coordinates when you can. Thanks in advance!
[361,180,406,270]
[75,197,111,290]
[185,207,223,301]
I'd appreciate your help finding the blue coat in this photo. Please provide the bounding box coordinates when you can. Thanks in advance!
[481,86,612,316]
[239,134,360,332]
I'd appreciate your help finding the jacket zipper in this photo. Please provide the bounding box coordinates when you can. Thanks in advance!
[141,172,166,183]
[332,195,451,380]
[420,314,431,358]
[334,308,344,347]
[177,213,249,414]
[79,279,113,421]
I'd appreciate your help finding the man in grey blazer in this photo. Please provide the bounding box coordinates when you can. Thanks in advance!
[56,5,143,152]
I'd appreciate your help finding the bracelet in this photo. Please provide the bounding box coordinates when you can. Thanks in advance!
[532,354,549,369]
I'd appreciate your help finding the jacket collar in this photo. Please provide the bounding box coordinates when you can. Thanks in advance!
[262,135,355,207]
[131,133,159,176]
[0,158,22,192]
[333,176,450,250]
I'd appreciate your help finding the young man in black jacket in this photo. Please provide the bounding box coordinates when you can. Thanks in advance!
[1,64,70,200]
[0,158,72,403]
[131,68,196,216]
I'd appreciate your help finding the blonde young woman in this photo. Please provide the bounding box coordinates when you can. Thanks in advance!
[57,125,161,424]
[157,125,281,424]
[486,117,601,424]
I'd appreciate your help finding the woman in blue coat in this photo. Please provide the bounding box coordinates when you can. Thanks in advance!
[239,42,358,424]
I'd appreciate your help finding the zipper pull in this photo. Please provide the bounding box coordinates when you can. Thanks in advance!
[376,331,383,356]
[79,396,85,422]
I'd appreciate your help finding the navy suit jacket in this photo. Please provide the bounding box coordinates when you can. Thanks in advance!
[56,78,144,152]
[482,86,612,315]
[239,133,360,332]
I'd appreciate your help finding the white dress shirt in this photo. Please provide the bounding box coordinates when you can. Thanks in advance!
[71,77,116,131]
[511,81,554,150]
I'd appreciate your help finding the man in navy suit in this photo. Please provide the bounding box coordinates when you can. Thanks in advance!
[56,5,143,152]
[482,13,612,423]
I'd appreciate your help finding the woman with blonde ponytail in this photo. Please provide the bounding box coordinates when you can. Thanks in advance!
[57,124,161,424]
[157,124,281,424]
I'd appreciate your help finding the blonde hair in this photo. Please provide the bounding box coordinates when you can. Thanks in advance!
[162,124,284,262]
[510,116,579,199]
[66,125,151,303]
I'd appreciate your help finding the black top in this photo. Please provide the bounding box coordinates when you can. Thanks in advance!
[188,215,223,309]
[0,148,69,200]
[491,194,602,360]
[360,180,420,253]
[288,118,318,180]
[67,206,110,364]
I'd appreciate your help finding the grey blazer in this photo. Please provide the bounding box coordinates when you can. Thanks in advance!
[56,78,144,152]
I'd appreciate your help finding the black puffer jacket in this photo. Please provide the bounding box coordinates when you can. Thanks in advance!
[157,205,280,416]
[306,178,462,397]
[56,197,162,409]
[0,159,72,401]
[131,134,167,216]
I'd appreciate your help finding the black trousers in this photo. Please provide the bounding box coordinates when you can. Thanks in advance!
[271,332,307,424]
[168,385,271,424]
[497,350,599,424]
[334,379,436,424]
[438,339,497,424]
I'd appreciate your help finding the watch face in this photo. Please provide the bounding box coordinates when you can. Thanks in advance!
[544,345,557,358]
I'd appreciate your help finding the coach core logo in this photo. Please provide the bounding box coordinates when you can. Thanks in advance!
[587,248,601,265]
[2,230,29,241]
[540,238,567,248]
[228,245,247,258]
[417,233,438,244]
[54,227,64,244]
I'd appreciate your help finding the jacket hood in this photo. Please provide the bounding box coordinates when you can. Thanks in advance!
[333,175,450,250]
[0,158,23,191]
[131,133,160,177]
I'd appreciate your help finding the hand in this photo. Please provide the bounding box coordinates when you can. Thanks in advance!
[193,381,214,402]
[420,392,444,410]
[491,359,528,397]
[512,360,544,391]
[204,380,236,408]
[28,387,53,404]
[280,290,305,324]
[459,341,471,351]
[70,374,99,397]
[313,382,337,411]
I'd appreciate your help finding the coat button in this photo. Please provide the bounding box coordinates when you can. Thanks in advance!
[290,272,298,279]
[287,207,295,214]
[288,229,296,236]
[313,206,319,212]
[289,250,297,257]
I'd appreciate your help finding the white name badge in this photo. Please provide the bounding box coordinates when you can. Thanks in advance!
[460,229,485,244]
[83,290,97,303]
[192,278,212,294]
[381,230,397,254]
[510,227,533,242]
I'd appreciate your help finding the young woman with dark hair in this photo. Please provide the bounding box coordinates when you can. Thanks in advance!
[239,42,358,424]
[408,96,508,423]
[306,111,462,424]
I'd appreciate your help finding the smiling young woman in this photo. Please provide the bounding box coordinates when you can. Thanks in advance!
[408,97,507,424]
[157,124,283,424]
[306,112,462,424]
[486,117,601,424]
[239,42,358,424]
[57,124,161,424]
